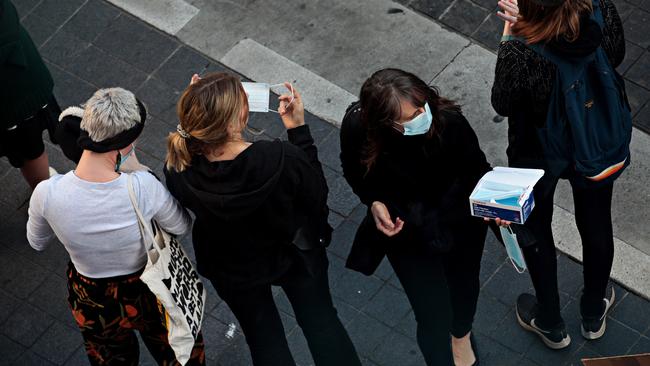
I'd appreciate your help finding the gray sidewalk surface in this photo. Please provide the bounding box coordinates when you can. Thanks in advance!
[120,0,650,295]
[0,0,649,365]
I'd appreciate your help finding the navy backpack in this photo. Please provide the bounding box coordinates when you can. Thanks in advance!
[518,0,633,186]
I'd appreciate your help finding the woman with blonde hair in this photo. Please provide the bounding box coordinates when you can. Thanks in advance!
[164,72,361,366]
[492,0,626,349]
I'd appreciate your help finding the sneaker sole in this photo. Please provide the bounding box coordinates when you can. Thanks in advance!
[581,288,616,340]
[516,308,571,350]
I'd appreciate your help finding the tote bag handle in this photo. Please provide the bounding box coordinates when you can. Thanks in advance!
[127,174,160,253]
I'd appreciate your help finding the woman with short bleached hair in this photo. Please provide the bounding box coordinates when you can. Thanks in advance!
[27,87,206,365]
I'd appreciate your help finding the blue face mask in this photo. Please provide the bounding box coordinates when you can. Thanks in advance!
[398,102,433,136]
[500,226,527,273]
[115,144,135,171]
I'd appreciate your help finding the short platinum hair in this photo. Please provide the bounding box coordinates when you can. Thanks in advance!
[81,88,141,142]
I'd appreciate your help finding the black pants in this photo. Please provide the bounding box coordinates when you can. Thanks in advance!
[211,248,361,366]
[521,176,615,327]
[386,220,487,366]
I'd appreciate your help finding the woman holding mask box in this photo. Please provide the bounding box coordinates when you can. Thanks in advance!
[164,72,361,366]
[340,68,491,366]
[491,0,626,350]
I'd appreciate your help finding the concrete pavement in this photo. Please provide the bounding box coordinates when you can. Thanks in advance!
[105,0,650,297]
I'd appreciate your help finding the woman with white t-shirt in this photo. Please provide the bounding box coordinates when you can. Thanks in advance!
[26,88,205,366]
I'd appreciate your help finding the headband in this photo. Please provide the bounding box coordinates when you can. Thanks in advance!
[77,99,147,153]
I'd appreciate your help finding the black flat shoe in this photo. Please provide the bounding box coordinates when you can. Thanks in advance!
[452,333,479,366]
[470,333,479,366]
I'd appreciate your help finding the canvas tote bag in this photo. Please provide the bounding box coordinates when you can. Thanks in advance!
[127,175,206,365]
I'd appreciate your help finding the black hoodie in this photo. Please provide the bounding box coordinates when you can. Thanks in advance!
[164,125,330,289]
[490,0,625,171]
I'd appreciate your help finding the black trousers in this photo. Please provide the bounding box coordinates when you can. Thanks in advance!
[521,176,615,327]
[210,248,361,366]
[386,220,487,366]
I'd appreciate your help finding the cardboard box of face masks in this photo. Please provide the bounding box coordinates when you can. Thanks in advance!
[469,167,545,225]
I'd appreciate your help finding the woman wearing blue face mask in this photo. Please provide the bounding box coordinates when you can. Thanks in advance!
[340,68,491,366]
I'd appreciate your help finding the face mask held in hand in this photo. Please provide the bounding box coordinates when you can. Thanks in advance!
[500,225,527,273]
[241,82,294,113]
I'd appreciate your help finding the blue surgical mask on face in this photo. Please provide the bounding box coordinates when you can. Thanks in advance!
[399,103,433,136]
[500,226,527,273]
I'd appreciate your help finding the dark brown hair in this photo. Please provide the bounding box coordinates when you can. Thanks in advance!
[166,72,248,172]
[513,0,593,44]
[359,68,460,171]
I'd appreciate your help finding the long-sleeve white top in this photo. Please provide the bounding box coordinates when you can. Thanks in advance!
[27,170,191,278]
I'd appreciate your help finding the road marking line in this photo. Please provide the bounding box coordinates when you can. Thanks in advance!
[220,38,357,126]
[106,0,199,35]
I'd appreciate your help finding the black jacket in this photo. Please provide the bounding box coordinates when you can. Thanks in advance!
[0,0,54,127]
[491,0,625,172]
[340,103,491,275]
[164,125,331,289]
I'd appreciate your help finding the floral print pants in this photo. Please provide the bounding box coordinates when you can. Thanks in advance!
[66,263,205,365]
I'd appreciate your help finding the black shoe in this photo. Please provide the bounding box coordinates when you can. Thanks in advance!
[581,285,616,340]
[470,333,479,366]
[451,333,479,366]
[515,293,571,349]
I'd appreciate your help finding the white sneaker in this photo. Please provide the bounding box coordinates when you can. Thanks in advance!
[581,285,616,340]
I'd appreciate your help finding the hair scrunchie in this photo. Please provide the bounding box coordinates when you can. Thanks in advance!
[176,124,191,139]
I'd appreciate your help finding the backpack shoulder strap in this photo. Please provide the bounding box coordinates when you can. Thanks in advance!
[591,0,604,30]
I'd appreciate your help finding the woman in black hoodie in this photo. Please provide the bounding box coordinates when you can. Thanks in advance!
[491,0,625,350]
[340,69,491,366]
[164,72,361,366]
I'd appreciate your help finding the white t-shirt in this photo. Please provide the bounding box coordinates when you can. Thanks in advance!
[27,171,191,278]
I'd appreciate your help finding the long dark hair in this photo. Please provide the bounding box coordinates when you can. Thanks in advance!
[513,0,593,44]
[359,68,460,171]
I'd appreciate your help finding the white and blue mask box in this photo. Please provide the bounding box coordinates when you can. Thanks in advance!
[469,167,545,225]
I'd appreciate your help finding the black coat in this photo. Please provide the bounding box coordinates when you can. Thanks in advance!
[340,103,491,275]
[164,125,331,289]
[490,0,625,172]
[0,0,54,127]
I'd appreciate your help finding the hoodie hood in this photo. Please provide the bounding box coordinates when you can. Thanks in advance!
[180,141,285,221]
[547,14,603,58]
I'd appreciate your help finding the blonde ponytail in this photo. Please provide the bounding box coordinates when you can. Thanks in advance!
[166,132,193,172]
[164,72,248,172]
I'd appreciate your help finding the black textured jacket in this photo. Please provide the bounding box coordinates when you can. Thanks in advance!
[491,0,625,171]
[340,103,491,275]
[164,125,331,289]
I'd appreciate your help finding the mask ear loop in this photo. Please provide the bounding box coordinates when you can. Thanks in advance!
[510,257,527,274]
[268,83,294,114]
[115,151,122,172]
